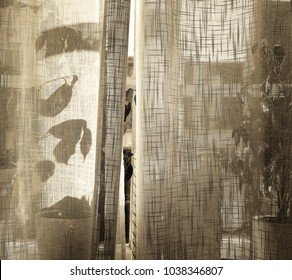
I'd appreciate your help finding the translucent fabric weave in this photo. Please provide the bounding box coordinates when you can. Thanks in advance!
[1,0,292,260]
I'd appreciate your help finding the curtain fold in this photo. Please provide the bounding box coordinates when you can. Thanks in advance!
[2,0,292,260]
[91,0,131,260]
[135,0,220,260]
[134,0,256,260]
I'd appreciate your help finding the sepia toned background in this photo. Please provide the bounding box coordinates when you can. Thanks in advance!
[1,0,292,260]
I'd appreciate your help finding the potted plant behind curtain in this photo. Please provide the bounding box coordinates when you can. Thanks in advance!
[34,24,98,259]
[233,39,292,259]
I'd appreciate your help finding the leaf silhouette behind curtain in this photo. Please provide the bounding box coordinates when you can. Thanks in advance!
[80,128,92,161]
[43,28,66,58]
[40,119,92,164]
[53,140,76,165]
[40,119,86,144]
[66,28,82,52]
[35,34,46,53]
[40,76,78,117]
[35,26,100,56]
[35,160,55,182]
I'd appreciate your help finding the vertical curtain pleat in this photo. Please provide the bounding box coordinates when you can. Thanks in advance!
[91,0,131,260]
[135,0,257,260]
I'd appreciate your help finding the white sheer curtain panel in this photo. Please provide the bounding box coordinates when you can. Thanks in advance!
[1,0,292,260]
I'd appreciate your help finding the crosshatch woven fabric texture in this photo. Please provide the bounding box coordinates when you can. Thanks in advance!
[1,0,292,260]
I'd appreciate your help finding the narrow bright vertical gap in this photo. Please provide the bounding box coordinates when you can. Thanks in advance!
[128,0,135,56]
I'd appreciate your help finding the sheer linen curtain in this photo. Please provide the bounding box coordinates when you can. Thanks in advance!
[1,0,292,260]
[0,0,130,260]
[134,0,255,259]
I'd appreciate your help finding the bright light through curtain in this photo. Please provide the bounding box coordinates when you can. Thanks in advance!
[0,0,130,260]
[1,0,292,260]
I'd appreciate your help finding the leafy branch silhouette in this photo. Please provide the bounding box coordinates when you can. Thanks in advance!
[35,25,93,179]
[35,26,99,57]
[40,75,78,117]
[40,119,92,164]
